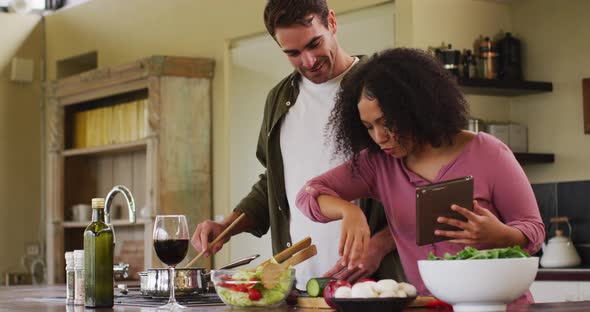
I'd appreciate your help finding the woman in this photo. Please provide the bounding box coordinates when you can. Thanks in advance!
[295,48,544,302]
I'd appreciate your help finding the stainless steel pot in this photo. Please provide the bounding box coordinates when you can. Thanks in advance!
[140,254,259,297]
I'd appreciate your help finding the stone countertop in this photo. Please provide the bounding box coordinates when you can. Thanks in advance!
[3,285,590,311]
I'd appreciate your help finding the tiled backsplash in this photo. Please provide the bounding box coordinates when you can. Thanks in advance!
[532,180,590,265]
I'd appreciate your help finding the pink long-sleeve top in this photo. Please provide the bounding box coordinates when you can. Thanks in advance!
[296,132,545,302]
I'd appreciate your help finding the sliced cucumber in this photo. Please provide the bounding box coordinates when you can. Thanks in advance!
[306,277,335,297]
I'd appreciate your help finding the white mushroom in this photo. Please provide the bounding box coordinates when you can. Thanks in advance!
[334,286,352,298]
[351,282,378,298]
[395,289,408,298]
[378,289,397,298]
[398,282,417,297]
[375,279,399,294]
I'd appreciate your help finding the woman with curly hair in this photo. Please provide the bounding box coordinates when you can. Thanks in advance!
[296,48,544,303]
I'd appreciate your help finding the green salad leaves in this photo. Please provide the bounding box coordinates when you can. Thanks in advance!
[428,246,530,260]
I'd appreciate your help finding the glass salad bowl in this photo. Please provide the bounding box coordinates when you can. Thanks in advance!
[211,268,295,308]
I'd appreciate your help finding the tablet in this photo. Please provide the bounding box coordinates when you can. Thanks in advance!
[415,176,474,246]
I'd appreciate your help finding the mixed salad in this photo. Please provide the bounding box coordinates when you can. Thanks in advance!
[215,266,293,307]
[428,246,530,260]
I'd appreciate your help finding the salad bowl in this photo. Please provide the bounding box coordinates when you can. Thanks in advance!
[211,268,295,307]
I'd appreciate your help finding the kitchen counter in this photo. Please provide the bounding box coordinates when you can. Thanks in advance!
[3,285,590,311]
[537,267,590,281]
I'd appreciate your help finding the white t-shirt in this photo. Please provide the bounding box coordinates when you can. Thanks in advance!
[280,58,359,289]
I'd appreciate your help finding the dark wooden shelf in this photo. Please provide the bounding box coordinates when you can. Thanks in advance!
[514,152,555,165]
[459,78,553,96]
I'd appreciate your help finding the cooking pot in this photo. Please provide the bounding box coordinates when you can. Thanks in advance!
[140,254,259,297]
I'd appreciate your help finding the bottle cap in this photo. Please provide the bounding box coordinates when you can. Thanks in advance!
[65,251,74,269]
[91,198,105,209]
[73,250,84,269]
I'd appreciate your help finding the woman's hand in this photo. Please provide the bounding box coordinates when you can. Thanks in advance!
[324,228,395,283]
[339,204,371,270]
[435,200,527,247]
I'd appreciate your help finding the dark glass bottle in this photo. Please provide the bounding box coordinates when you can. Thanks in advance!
[497,32,522,80]
[462,49,472,78]
[84,198,114,308]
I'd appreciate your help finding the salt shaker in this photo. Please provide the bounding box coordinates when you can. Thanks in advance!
[73,250,85,305]
[65,252,75,304]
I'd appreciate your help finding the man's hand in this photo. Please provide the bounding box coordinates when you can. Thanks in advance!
[191,220,229,257]
[191,212,253,257]
[324,228,395,283]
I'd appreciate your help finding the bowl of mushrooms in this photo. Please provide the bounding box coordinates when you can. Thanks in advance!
[326,278,417,312]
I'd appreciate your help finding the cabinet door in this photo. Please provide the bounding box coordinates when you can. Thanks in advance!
[578,282,590,301]
[530,281,580,303]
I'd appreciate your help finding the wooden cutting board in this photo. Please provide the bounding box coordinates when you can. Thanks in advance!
[296,296,436,309]
[296,297,331,309]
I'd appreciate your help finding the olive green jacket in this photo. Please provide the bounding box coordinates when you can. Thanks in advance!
[234,56,404,281]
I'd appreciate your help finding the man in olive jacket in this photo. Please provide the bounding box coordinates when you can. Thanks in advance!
[192,0,404,288]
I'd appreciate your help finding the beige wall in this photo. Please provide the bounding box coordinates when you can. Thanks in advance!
[401,0,514,122]
[8,0,583,272]
[399,0,590,183]
[43,0,387,266]
[0,13,42,279]
[510,0,590,183]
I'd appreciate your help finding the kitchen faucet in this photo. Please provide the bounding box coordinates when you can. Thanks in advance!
[104,185,136,224]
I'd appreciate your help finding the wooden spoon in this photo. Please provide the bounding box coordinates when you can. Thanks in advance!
[259,236,312,267]
[260,244,317,289]
[184,213,245,268]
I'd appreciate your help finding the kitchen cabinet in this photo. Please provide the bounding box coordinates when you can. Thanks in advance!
[44,56,214,284]
[458,78,555,165]
[530,281,590,303]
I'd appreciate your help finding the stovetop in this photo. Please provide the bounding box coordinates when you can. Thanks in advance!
[40,288,224,307]
[115,290,224,307]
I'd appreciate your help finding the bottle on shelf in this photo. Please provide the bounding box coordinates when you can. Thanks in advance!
[497,32,523,81]
[84,198,114,308]
[461,49,477,79]
[478,37,499,79]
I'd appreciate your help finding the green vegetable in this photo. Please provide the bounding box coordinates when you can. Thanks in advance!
[306,277,334,297]
[428,246,530,260]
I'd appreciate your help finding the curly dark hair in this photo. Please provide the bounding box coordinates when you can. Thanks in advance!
[327,48,469,171]
[263,0,329,38]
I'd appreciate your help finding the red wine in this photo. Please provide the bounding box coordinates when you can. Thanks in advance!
[154,239,189,266]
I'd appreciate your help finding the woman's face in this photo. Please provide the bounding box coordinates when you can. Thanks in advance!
[357,91,411,158]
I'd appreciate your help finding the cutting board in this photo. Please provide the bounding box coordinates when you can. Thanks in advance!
[296,296,436,309]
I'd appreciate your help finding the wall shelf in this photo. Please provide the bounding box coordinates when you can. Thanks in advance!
[62,140,147,157]
[514,152,555,165]
[45,55,214,284]
[459,78,553,97]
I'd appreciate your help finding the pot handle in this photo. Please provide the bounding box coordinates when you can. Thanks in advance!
[218,254,260,270]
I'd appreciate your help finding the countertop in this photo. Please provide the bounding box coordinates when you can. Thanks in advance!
[3,285,590,311]
[536,266,590,281]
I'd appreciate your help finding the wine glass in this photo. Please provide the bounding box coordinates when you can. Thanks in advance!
[153,215,189,309]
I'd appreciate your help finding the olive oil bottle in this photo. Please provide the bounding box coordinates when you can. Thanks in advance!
[84,198,114,308]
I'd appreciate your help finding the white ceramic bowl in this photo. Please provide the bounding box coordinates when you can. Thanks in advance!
[418,257,539,312]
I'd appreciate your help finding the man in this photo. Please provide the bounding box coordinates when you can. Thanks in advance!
[192,0,403,289]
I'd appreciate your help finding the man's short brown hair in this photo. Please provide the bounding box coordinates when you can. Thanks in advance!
[263,0,330,38]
